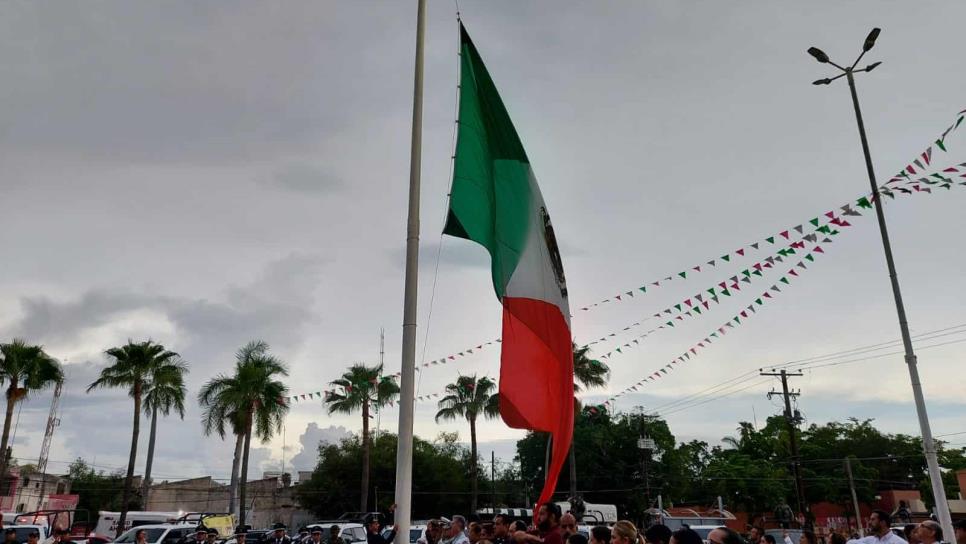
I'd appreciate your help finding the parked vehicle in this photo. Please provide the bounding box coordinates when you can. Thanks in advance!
[94,513,182,537]
[113,524,197,544]
[765,529,804,544]
[71,534,114,544]
[305,523,367,544]
[5,525,52,543]
[380,525,427,544]
[174,514,236,539]
[555,502,618,525]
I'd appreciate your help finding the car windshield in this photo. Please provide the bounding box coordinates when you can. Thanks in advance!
[11,528,41,543]
[689,528,715,540]
[115,529,168,544]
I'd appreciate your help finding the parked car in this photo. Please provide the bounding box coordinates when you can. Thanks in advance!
[764,529,804,544]
[305,523,367,544]
[381,525,427,544]
[113,524,197,544]
[5,525,52,543]
[223,530,271,544]
[71,535,114,544]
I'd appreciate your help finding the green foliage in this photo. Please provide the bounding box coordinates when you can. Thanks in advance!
[143,359,188,419]
[572,344,609,393]
[435,375,499,424]
[295,432,482,518]
[87,341,180,397]
[198,341,290,443]
[325,364,400,417]
[67,458,134,513]
[0,339,63,480]
[516,412,966,521]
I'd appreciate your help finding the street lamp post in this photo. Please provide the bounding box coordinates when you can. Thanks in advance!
[807,28,953,539]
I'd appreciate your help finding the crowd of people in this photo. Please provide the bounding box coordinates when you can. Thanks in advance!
[351,503,966,544]
[122,503,966,544]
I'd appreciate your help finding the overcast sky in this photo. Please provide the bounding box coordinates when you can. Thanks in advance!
[1,1,965,484]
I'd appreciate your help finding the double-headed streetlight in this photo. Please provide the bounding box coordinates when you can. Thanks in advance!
[806,29,953,538]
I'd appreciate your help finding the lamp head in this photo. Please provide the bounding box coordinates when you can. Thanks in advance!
[807,47,830,63]
[812,78,832,86]
[865,61,882,72]
[863,28,881,52]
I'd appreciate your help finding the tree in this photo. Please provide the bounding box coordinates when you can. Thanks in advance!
[324,363,399,512]
[0,339,63,489]
[141,358,188,504]
[200,406,247,517]
[435,374,499,512]
[68,458,128,514]
[197,341,289,528]
[296,432,481,518]
[568,344,610,500]
[87,340,179,535]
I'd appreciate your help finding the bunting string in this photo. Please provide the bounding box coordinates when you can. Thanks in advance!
[284,108,966,405]
[587,211,856,356]
[595,226,845,360]
[602,239,837,405]
[590,165,966,360]
[578,107,966,313]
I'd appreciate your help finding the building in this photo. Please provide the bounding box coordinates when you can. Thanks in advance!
[146,476,230,513]
[0,468,77,513]
[145,474,313,529]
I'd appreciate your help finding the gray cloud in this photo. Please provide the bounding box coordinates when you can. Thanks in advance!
[1,0,965,476]
[286,423,354,473]
[262,163,343,194]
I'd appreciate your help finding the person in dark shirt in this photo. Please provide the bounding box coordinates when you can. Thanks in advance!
[512,503,563,544]
[644,526,671,544]
[365,514,394,544]
[590,527,610,544]
[233,526,248,544]
[268,524,291,544]
[492,515,511,544]
[328,526,345,544]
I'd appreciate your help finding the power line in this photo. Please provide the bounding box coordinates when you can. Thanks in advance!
[632,324,966,418]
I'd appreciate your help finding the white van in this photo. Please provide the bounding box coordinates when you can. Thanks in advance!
[94,512,183,537]
[555,502,618,524]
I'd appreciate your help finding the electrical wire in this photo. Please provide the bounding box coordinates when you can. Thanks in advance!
[631,323,966,419]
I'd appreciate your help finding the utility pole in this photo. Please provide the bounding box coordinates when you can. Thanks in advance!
[491,451,496,510]
[806,29,953,538]
[844,457,864,537]
[762,369,807,516]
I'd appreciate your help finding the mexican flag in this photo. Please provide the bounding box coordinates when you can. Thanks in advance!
[443,23,574,505]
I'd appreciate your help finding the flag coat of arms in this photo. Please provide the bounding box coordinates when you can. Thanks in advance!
[443,23,574,505]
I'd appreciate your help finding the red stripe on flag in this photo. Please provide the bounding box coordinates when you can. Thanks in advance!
[499,297,573,506]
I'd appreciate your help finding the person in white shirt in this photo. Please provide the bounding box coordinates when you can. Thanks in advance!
[443,517,469,544]
[847,511,908,544]
[914,521,942,544]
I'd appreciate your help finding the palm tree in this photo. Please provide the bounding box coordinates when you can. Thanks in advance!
[198,341,288,528]
[87,340,180,536]
[140,358,188,505]
[0,340,64,488]
[324,363,399,511]
[569,343,610,501]
[435,374,499,512]
[200,405,246,518]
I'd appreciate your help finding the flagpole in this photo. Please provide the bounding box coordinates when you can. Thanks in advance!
[393,0,425,541]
